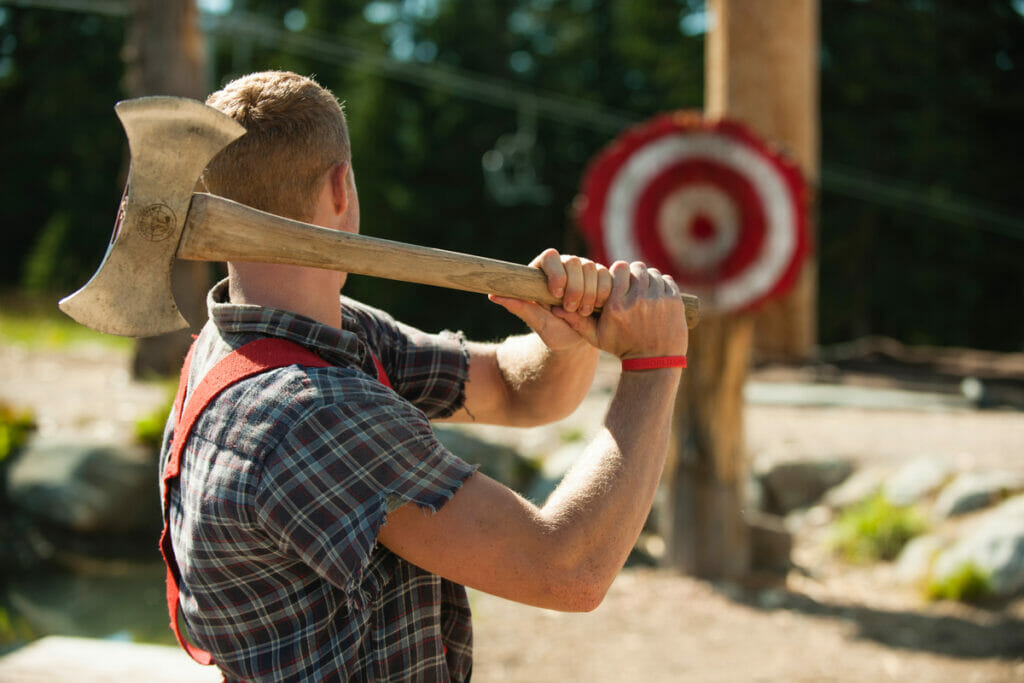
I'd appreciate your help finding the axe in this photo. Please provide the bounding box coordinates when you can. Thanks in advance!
[59,97,700,338]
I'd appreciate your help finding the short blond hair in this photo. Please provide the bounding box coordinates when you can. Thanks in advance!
[203,71,350,222]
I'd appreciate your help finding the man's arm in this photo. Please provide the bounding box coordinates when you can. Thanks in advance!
[380,260,687,611]
[441,249,611,427]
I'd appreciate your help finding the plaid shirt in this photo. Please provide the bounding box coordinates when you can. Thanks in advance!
[159,280,477,682]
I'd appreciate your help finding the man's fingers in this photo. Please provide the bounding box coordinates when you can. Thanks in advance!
[595,267,613,311]
[646,268,668,297]
[532,248,567,299]
[489,295,549,332]
[629,261,650,300]
[663,273,680,297]
[609,261,632,303]
[560,255,584,313]
[576,258,598,316]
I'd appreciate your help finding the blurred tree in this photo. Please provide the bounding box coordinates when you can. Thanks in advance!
[125,0,213,377]
[818,0,1024,350]
[0,7,124,294]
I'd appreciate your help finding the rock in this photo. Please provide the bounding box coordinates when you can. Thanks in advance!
[6,439,158,535]
[932,471,1024,519]
[747,511,792,574]
[433,426,538,494]
[525,441,588,505]
[883,457,954,506]
[895,533,947,585]
[931,494,1024,598]
[759,459,854,514]
[823,466,887,509]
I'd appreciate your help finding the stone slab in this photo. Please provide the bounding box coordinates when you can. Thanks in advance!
[0,636,221,682]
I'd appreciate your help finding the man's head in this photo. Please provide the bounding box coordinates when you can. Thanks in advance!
[203,71,351,223]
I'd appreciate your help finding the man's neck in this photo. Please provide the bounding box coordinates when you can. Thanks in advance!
[228,262,345,330]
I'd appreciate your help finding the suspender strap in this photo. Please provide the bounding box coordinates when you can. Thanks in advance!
[160,337,371,665]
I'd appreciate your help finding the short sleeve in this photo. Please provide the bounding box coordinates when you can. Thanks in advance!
[254,376,476,606]
[340,298,469,419]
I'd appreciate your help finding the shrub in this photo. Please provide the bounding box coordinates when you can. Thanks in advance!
[134,394,174,451]
[926,562,993,603]
[0,402,36,464]
[829,492,928,562]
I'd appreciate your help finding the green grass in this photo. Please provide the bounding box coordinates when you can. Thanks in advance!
[0,402,36,464]
[134,390,175,450]
[926,562,993,603]
[829,492,928,563]
[0,291,132,351]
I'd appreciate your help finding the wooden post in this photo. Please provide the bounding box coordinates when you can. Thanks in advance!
[707,0,820,361]
[662,314,755,576]
[125,0,212,377]
[660,0,818,577]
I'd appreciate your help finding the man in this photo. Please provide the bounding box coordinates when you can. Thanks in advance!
[160,70,688,681]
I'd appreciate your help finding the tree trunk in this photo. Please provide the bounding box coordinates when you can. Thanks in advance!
[124,0,211,377]
[660,0,819,577]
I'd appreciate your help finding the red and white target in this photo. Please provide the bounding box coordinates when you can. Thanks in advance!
[579,113,809,314]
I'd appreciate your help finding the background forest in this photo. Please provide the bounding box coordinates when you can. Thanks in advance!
[1,0,1022,351]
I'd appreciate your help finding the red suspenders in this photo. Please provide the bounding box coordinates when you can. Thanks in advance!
[159,337,390,665]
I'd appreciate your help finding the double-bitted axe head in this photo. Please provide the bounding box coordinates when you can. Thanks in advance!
[58,97,245,337]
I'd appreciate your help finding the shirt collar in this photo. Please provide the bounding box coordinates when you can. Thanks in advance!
[205,278,368,368]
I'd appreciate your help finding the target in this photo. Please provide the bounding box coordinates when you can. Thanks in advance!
[578,112,809,314]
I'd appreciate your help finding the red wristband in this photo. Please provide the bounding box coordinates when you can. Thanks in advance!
[621,355,687,371]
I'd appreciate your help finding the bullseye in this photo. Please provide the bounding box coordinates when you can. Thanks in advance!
[578,113,808,313]
[689,214,715,241]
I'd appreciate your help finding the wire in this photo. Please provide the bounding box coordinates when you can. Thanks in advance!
[3,0,1022,241]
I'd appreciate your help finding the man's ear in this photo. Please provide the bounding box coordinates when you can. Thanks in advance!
[330,162,350,215]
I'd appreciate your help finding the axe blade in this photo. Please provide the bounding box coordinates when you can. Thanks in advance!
[59,96,245,337]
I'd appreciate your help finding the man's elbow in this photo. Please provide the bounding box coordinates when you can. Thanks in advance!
[542,565,612,613]
[510,397,580,428]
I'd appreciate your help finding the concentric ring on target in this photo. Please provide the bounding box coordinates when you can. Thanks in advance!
[578,113,808,314]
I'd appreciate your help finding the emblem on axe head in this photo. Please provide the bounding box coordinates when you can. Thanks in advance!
[60,97,700,338]
[59,97,245,337]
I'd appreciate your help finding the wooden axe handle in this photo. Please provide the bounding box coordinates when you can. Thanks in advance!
[181,193,701,329]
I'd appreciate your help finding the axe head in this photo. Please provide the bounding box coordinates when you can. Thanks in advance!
[59,96,245,337]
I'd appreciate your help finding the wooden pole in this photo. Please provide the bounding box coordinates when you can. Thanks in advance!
[707,0,820,361]
[662,314,755,576]
[661,0,819,577]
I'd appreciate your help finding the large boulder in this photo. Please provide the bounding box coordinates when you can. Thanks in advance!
[433,426,539,494]
[883,456,954,506]
[932,471,1024,519]
[931,494,1024,598]
[758,459,854,514]
[823,466,887,509]
[6,440,159,535]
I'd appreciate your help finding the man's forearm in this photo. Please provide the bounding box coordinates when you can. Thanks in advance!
[537,368,681,602]
[494,332,600,426]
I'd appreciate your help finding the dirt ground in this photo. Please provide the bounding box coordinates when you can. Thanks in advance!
[2,341,1023,681]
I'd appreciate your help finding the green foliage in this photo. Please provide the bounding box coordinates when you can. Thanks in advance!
[829,492,928,563]
[926,562,994,603]
[0,402,36,465]
[0,605,37,654]
[0,7,126,293]
[0,293,132,351]
[559,426,585,444]
[134,390,175,451]
[819,0,1024,350]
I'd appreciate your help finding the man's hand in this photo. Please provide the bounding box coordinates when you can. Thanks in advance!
[552,260,688,360]
[488,248,612,352]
